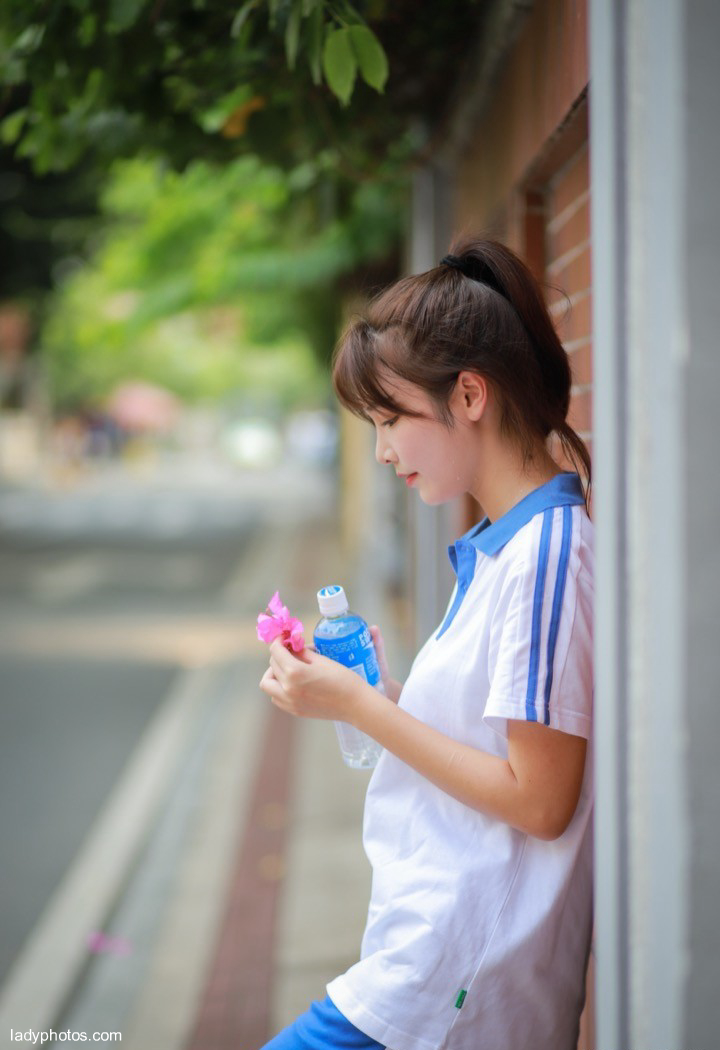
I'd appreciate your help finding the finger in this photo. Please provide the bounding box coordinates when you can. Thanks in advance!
[278,638,313,664]
[269,638,293,664]
[259,667,280,692]
[269,695,294,713]
[259,674,287,704]
[269,638,311,674]
[370,625,388,665]
[268,652,290,688]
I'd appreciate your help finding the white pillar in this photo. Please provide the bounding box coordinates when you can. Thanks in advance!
[590,0,720,1044]
[588,0,632,1043]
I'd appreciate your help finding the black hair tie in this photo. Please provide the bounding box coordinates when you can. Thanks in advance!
[439,254,507,299]
[440,254,466,273]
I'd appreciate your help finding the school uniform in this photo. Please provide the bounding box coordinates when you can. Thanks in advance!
[325,472,595,1050]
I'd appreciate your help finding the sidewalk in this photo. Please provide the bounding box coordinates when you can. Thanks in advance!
[0,505,410,1050]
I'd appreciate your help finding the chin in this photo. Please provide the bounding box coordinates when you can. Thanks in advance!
[418,486,458,507]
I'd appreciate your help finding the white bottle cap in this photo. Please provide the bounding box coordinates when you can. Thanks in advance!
[317,584,349,617]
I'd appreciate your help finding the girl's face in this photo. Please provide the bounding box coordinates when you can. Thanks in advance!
[367,375,478,505]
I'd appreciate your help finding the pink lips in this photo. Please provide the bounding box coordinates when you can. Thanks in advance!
[404,473,418,486]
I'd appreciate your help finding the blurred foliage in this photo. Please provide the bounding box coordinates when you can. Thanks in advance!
[0,0,483,177]
[42,152,405,411]
[0,0,484,412]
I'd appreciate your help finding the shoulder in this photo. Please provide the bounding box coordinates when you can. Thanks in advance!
[485,504,594,734]
[494,504,594,598]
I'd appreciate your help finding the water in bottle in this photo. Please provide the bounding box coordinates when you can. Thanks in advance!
[314,585,384,770]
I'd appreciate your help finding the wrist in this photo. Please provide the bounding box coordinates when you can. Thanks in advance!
[346,676,382,729]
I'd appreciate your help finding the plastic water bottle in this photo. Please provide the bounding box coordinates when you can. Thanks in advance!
[313,585,384,770]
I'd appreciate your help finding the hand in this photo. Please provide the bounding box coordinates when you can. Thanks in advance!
[369,624,390,687]
[259,638,368,723]
[369,624,403,703]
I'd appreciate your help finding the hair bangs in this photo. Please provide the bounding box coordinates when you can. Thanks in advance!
[332,319,417,421]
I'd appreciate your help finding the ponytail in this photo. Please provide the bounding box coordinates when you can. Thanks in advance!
[444,241,572,423]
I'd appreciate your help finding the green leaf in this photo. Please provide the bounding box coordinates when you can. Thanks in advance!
[302,0,322,15]
[347,25,388,93]
[78,14,98,47]
[199,84,254,133]
[307,5,323,85]
[12,25,45,53]
[268,0,281,30]
[231,0,261,39]
[0,108,28,146]
[109,0,149,32]
[285,2,302,70]
[322,28,356,106]
[0,56,26,87]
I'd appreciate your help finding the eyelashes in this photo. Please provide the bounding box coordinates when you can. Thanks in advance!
[382,415,399,428]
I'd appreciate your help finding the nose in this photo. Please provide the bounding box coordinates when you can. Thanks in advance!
[375,429,396,466]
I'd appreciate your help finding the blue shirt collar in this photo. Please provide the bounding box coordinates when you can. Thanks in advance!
[452,471,586,560]
[438,472,586,640]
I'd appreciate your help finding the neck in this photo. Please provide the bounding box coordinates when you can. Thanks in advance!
[469,438,561,523]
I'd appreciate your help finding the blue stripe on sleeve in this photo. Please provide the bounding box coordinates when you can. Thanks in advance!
[543,505,573,725]
[525,508,554,721]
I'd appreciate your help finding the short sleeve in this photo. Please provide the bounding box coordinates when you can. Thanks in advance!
[483,506,594,740]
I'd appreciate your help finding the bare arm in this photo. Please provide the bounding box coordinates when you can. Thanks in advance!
[349,684,586,839]
[262,641,587,840]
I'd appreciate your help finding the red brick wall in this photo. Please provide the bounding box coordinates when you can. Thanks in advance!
[546,142,593,463]
[455,0,588,234]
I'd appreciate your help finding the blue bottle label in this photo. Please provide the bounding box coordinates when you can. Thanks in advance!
[313,623,382,687]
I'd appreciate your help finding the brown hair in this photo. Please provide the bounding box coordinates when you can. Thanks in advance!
[332,236,591,512]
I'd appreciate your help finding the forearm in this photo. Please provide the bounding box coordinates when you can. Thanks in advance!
[351,684,545,837]
[262,639,584,839]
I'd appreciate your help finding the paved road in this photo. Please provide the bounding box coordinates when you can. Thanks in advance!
[0,657,178,987]
[0,453,333,989]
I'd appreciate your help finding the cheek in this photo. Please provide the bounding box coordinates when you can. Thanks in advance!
[431,435,465,472]
[417,449,470,502]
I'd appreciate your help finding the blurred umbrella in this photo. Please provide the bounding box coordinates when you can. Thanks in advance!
[105,382,181,433]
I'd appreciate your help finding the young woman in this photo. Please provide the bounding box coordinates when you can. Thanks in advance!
[259,238,594,1050]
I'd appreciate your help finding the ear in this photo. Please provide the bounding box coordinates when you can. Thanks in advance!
[454,371,488,422]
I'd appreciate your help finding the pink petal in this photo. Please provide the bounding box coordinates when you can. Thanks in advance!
[257,614,285,644]
[288,626,305,652]
[257,592,305,651]
[267,591,287,617]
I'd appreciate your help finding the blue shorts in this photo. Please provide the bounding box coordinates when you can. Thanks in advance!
[260,994,385,1050]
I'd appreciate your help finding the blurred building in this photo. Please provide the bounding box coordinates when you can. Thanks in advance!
[347,0,720,1047]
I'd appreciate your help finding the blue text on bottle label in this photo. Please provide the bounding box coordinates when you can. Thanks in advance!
[313,624,382,688]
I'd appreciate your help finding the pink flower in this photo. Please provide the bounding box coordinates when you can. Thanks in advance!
[257,591,305,652]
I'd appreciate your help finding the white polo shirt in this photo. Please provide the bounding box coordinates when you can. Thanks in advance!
[327,472,594,1050]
